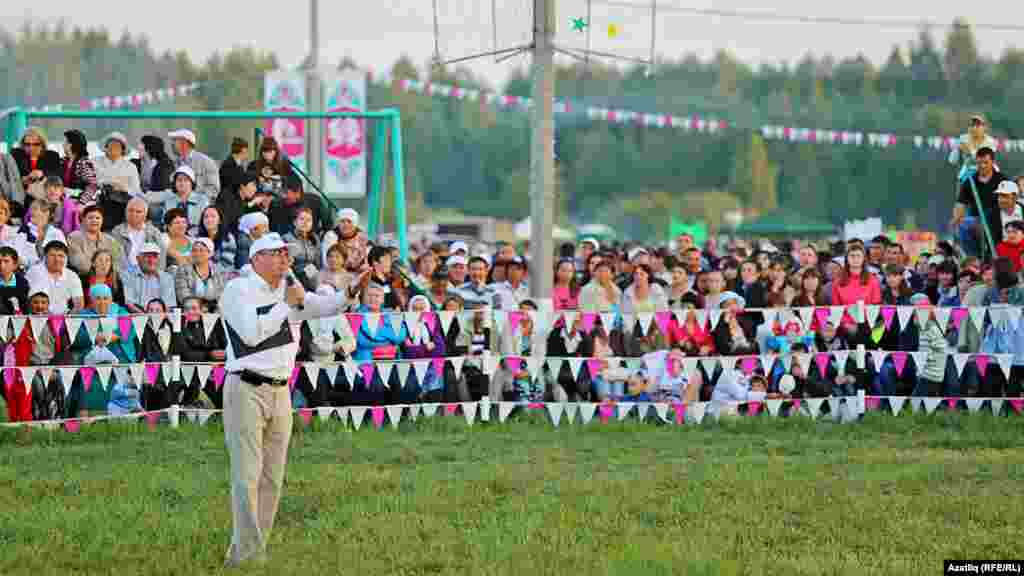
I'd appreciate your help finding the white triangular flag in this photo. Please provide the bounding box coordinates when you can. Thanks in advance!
[490,310,506,337]
[497,402,514,423]
[561,310,577,330]
[198,410,216,425]
[96,366,113,390]
[303,363,320,390]
[965,398,984,413]
[421,404,439,417]
[692,309,706,330]
[131,315,149,342]
[483,353,499,375]
[180,365,197,387]
[699,357,719,375]
[997,354,1013,379]
[794,353,813,376]
[637,313,654,336]
[990,398,1005,416]
[870,350,887,371]
[10,316,26,340]
[766,399,783,417]
[28,316,46,341]
[388,312,405,337]
[707,310,722,332]
[564,403,578,424]
[407,404,420,421]
[195,364,212,387]
[833,351,851,375]
[1008,307,1022,330]
[889,397,907,415]
[525,357,542,380]
[914,308,930,327]
[687,402,706,424]
[170,309,182,332]
[81,318,100,344]
[18,367,37,389]
[922,398,943,414]
[682,358,699,380]
[761,308,778,329]
[568,358,585,380]
[413,360,430,384]
[545,403,564,426]
[201,313,219,340]
[316,406,334,422]
[620,314,635,335]
[399,362,415,389]
[952,354,970,378]
[578,402,597,424]
[599,312,616,333]
[933,307,952,333]
[161,362,176,384]
[349,406,367,430]
[760,354,776,373]
[130,364,145,387]
[652,403,669,423]
[797,307,814,330]
[829,306,845,327]
[969,307,987,333]
[896,307,913,331]
[386,405,404,429]
[380,362,398,387]
[333,406,349,424]
[342,361,359,387]
[805,398,825,418]
[402,312,419,338]
[324,365,341,389]
[58,367,77,397]
[910,351,929,373]
[438,311,456,335]
[450,356,465,377]
[363,313,379,339]
[617,402,634,421]
[866,306,881,327]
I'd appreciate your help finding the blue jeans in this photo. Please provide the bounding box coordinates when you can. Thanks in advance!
[959,216,980,258]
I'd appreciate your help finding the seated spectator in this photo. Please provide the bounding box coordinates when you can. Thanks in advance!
[350,284,407,404]
[193,206,237,271]
[148,165,208,230]
[792,268,826,307]
[321,208,368,274]
[139,298,183,410]
[161,208,193,272]
[667,262,701,309]
[20,290,69,420]
[308,286,357,365]
[642,349,701,404]
[247,136,292,199]
[318,243,356,305]
[94,132,141,198]
[284,207,321,291]
[702,269,727,309]
[454,256,500,311]
[217,137,249,210]
[136,135,174,194]
[358,245,403,310]
[70,283,138,417]
[168,128,220,201]
[111,197,166,271]
[670,309,715,357]
[446,303,493,402]
[235,211,269,270]
[217,170,258,234]
[713,292,757,356]
[401,295,446,402]
[60,129,98,203]
[0,245,30,313]
[67,204,124,275]
[411,250,438,292]
[42,175,81,235]
[81,249,126,309]
[995,180,1023,231]
[578,260,621,312]
[176,296,227,407]
[174,237,226,309]
[271,176,322,236]
[11,126,61,213]
[121,243,176,314]
[25,240,83,314]
[996,220,1024,272]
[928,260,961,307]
[711,371,774,405]
[552,258,580,310]
[952,147,1007,257]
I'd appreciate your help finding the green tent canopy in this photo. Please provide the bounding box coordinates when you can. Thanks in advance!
[733,210,836,238]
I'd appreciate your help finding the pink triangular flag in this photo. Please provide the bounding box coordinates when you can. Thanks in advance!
[975,354,991,378]
[814,307,829,327]
[118,317,133,341]
[654,311,673,336]
[880,307,896,330]
[580,313,597,335]
[598,403,615,423]
[740,357,758,376]
[347,313,364,336]
[212,365,226,390]
[359,363,376,384]
[586,358,603,378]
[527,402,545,410]
[288,365,302,391]
[672,403,686,424]
[299,408,313,426]
[1008,399,1024,414]
[814,353,830,379]
[950,308,968,331]
[47,315,65,338]
[421,312,437,333]
[747,401,762,416]
[865,396,881,411]
[371,406,385,428]
[64,420,81,433]
[507,311,524,334]
[946,398,960,411]
[144,411,160,430]
[792,399,801,411]
[80,367,96,393]
[444,403,458,416]
[505,356,523,374]
[145,363,160,386]
[891,352,908,377]
[431,357,446,376]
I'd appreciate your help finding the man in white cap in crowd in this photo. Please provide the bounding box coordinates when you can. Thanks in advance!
[445,254,468,292]
[120,242,176,313]
[995,179,1023,231]
[219,233,352,567]
[236,212,271,271]
[321,208,367,273]
[449,240,469,258]
[168,128,220,201]
[146,165,209,228]
[94,131,141,197]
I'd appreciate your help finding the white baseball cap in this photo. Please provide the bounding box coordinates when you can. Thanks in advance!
[581,237,600,250]
[168,129,196,146]
[138,242,161,256]
[446,255,467,267]
[249,233,287,258]
[104,131,129,149]
[628,247,649,262]
[450,241,469,255]
[996,180,1020,196]
[172,165,196,184]
[336,208,359,226]
[239,212,269,234]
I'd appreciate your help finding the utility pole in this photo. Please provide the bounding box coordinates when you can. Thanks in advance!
[306,0,323,188]
[529,0,556,300]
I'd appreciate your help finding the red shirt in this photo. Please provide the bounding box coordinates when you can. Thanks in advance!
[996,240,1024,272]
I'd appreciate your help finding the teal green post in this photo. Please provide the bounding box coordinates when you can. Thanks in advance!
[389,112,408,261]
[366,120,388,240]
[6,109,27,151]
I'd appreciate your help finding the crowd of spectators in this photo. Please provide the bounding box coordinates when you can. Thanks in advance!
[0,118,1023,424]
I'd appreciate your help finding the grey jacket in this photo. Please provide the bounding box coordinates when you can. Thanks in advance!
[110,222,166,271]
[0,152,25,207]
[120,265,177,311]
[175,150,221,201]
[174,263,227,307]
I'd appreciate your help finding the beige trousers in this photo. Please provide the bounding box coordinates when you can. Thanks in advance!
[223,373,293,566]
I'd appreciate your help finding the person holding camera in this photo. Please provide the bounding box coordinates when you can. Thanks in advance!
[95,132,141,200]
[246,137,291,198]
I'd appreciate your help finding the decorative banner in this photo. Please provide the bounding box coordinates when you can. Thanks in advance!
[323,70,367,198]
[264,71,307,172]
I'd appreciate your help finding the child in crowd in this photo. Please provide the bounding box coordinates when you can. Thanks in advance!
[996,220,1024,272]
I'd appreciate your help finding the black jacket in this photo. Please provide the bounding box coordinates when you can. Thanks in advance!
[0,273,30,314]
[10,148,61,180]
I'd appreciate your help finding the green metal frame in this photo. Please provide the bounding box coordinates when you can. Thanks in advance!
[5,107,408,259]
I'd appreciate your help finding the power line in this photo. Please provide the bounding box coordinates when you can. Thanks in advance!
[589,0,1024,33]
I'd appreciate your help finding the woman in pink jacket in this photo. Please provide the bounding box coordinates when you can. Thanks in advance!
[831,244,881,330]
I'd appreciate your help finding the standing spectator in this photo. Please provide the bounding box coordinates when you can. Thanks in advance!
[174,237,226,309]
[952,147,1008,257]
[60,129,98,202]
[25,240,84,313]
[831,243,881,310]
[10,127,61,211]
[412,250,438,292]
[194,206,238,271]
[948,114,998,178]
[66,204,123,275]
[121,243,176,313]
[135,135,174,194]
[321,208,368,273]
[218,137,249,205]
[94,132,141,198]
[496,256,529,308]
[578,260,621,312]
[110,197,165,271]
[997,220,1024,272]
[577,237,599,272]
[912,295,950,397]
[552,258,579,310]
[454,256,500,311]
[168,128,220,201]
[445,254,468,291]
[80,249,126,309]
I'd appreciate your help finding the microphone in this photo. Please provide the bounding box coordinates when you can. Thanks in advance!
[285,271,304,310]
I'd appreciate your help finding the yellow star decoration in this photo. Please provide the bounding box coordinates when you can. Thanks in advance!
[607,23,619,38]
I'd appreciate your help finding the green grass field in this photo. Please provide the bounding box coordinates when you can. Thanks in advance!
[1,405,1023,576]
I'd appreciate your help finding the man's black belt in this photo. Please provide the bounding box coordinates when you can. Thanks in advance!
[234,370,288,388]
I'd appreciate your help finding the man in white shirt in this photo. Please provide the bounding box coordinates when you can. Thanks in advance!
[495,256,529,308]
[996,180,1023,230]
[111,197,166,271]
[168,128,221,201]
[93,132,141,197]
[25,240,84,314]
[219,234,349,568]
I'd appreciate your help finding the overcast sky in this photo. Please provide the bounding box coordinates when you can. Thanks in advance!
[4,1,1020,89]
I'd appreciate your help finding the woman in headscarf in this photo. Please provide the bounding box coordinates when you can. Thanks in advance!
[321,208,368,273]
[68,283,138,417]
